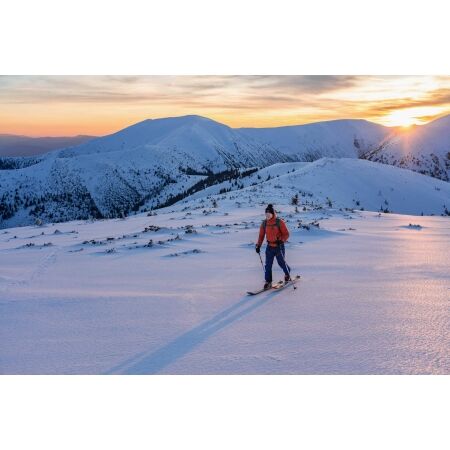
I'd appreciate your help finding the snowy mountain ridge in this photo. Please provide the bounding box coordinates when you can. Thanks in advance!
[238,118,393,160]
[0,114,449,228]
[0,115,290,228]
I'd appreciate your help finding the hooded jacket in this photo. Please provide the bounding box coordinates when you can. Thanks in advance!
[257,212,289,247]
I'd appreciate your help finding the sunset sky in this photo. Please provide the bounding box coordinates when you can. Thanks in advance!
[0,75,449,137]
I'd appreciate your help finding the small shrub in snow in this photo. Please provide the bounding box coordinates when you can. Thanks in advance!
[82,239,106,245]
[143,225,161,232]
[297,220,320,230]
[184,225,197,234]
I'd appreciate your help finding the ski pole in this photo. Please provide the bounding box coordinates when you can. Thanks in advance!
[258,252,265,275]
[277,243,296,290]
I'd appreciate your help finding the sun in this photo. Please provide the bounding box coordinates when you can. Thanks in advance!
[382,106,445,128]
[384,109,421,128]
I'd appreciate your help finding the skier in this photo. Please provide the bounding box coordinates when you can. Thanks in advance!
[255,204,291,289]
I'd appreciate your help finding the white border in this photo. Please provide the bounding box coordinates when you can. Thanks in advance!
[1,1,449,449]
[1,376,449,450]
[1,0,449,74]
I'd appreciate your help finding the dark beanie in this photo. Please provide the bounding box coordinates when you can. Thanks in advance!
[265,204,275,214]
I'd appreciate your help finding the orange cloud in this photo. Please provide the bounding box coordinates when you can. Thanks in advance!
[0,75,449,136]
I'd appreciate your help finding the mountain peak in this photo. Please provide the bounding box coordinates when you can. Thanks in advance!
[139,114,222,125]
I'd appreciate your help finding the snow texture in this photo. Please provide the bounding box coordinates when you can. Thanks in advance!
[1,160,449,374]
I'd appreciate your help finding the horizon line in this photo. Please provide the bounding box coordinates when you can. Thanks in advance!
[2,112,449,139]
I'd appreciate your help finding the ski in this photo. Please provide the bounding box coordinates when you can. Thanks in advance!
[272,275,301,290]
[247,280,284,296]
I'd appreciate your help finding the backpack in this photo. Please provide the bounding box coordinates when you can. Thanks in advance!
[262,217,281,233]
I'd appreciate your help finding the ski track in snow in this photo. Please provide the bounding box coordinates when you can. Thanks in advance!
[0,247,59,295]
[0,199,449,375]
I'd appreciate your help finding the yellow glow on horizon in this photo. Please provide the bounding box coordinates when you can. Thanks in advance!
[0,76,449,136]
[378,106,447,128]
[0,107,448,137]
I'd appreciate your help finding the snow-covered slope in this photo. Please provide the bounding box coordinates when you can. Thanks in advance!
[177,158,450,216]
[239,119,393,160]
[0,115,288,228]
[364,114,450,181]
[1,193,449,374]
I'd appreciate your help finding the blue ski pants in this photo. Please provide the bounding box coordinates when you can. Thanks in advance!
[265,243,290,282]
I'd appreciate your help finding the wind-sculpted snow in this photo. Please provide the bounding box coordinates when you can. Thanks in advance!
[0,197,448,374]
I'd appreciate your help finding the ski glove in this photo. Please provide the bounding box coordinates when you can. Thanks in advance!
[255,245,261,254]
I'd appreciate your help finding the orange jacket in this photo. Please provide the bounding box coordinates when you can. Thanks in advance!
[257,213,289,247]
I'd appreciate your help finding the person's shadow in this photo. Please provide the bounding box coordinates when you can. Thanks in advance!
[104,288,288,374]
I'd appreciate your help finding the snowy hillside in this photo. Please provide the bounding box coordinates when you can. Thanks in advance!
[239,118,393,160]
[1,186,449,374]
[176,158,450,216]
[363,114,450,181]
[56,115,288,168]
[0,115,288,229]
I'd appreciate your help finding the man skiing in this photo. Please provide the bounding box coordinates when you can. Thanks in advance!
[255,204,291,289]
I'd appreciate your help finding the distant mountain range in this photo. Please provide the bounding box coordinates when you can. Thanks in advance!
[0,114,448,228]
[0,134,96,157]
